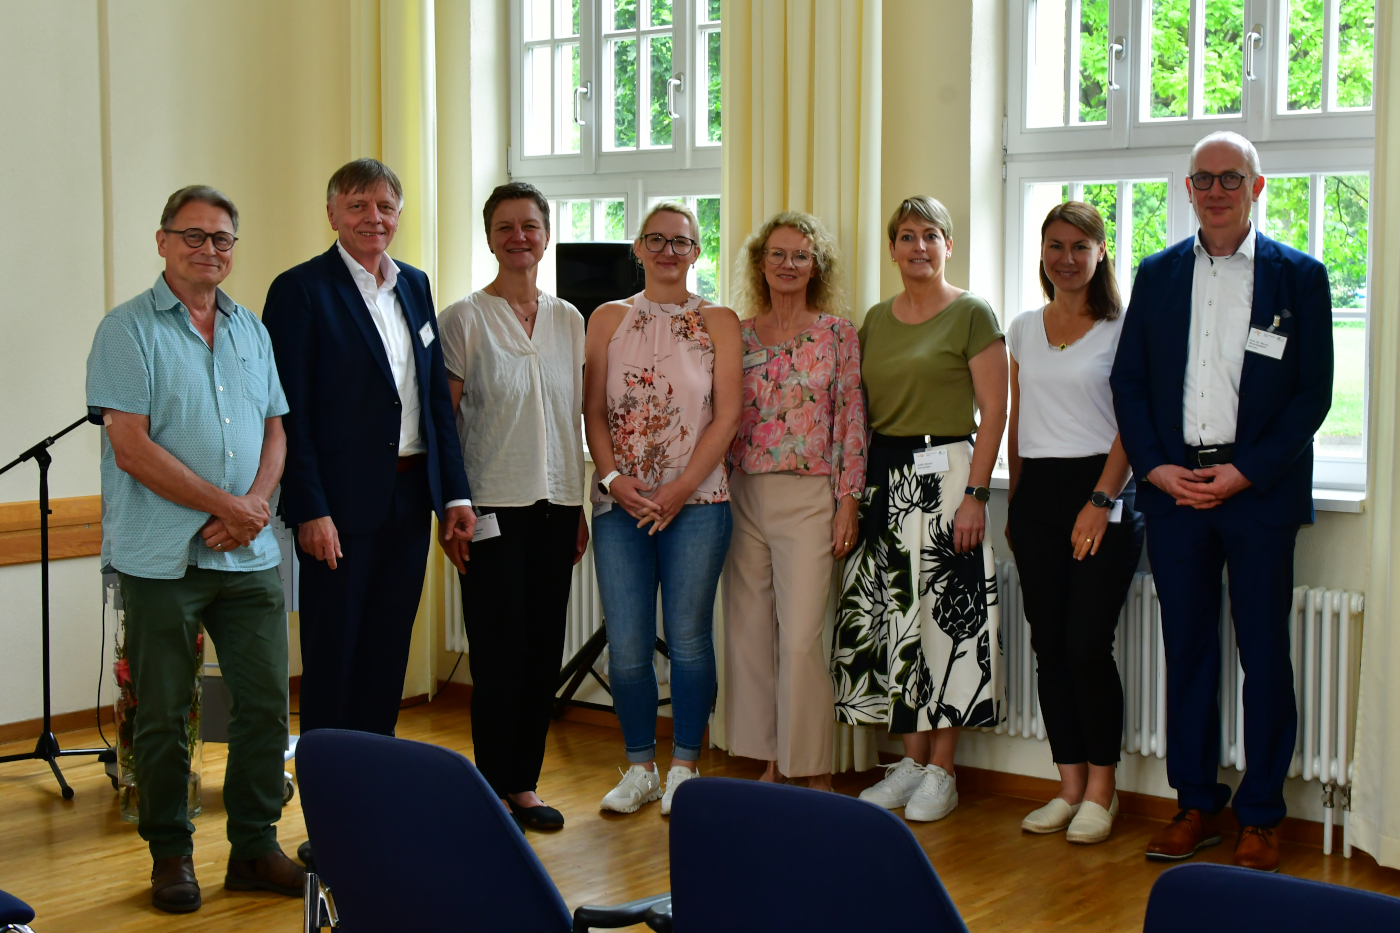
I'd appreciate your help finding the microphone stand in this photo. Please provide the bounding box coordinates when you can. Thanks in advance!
[0,415,107,799]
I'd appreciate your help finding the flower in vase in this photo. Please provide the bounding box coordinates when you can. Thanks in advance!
[114,658,130,686]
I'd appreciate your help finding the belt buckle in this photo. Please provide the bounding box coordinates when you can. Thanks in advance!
[1196,447,1219,468]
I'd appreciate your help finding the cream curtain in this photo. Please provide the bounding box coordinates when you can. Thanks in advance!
[1350,2,1400,870]
[715,0,885,773]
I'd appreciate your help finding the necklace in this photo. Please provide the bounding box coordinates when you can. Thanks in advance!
[488,284,539,326]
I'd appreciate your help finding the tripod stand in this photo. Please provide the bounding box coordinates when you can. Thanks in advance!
[0,414,107,799]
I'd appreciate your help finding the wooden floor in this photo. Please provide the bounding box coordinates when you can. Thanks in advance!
[3,692,1398,932]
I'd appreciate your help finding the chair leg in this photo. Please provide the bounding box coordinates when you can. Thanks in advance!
[303,871,338,930]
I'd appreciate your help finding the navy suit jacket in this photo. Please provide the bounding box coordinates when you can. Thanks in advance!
[262,245,471,534]
[1110,232,1333,527]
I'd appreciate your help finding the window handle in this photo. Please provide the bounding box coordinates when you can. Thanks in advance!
[666,73,684,119]
[1108,37,1126,91]
[1245,25,1264,82]
[574,82,592,127]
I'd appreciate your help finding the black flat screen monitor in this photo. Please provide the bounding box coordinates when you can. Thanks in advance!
[556,242,644,326]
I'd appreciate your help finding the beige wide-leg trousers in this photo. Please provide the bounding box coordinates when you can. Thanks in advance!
[723,471,835,777]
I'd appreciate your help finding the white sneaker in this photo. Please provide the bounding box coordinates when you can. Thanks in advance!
[905,765,958,822]
[1021,798,1081,834]
[659,765,698,816]
[858,757,927,810]
[600,765,663,813]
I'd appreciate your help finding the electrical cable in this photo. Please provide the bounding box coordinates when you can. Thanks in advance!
[96,599,112,748]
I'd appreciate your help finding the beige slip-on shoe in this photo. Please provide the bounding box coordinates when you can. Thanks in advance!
[1066,793,1119,844]
[1021,798,1081,834]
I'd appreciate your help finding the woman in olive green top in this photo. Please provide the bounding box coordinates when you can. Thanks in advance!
[833,196,1008,823]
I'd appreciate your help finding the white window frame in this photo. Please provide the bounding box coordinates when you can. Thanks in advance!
[510,0,721,180]
[1004,0,1376,492]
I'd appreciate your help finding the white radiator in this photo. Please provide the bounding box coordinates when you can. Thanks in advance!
[993,560,1364,856]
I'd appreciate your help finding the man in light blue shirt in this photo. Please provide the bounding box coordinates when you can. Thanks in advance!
[86,186,305,913]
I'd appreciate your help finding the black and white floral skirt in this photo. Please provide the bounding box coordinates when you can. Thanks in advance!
[831,435,1003,732]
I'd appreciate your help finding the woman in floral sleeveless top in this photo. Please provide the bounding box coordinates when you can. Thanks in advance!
[584,202,742,817]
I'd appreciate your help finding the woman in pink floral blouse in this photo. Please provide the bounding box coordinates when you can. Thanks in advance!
[723,211,866,792]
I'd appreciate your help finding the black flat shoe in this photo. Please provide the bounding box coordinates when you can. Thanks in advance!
[508,799,565,831]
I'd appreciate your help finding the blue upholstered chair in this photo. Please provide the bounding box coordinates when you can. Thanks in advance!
[1144,862,1400,931]
[0,889,36,933]
[653,777,971,932]
[294,730,666,932]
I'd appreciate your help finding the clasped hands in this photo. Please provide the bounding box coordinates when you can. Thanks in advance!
[610,475,690,535]
[1147,462,1251,509]
[200,493,272,554]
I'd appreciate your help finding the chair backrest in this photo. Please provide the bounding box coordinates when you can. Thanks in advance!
[667,778,970,933]
[295,730,572,933]
[1144,863,1400,931]
[0,889,35,926]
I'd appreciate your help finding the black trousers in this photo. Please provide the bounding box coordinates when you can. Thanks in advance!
[1007,456,1145,766]
[460,500,581,796]
[297,463,433,736]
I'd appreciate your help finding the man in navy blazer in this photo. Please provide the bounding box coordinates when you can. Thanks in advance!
[1111,132,1333,873]
[263,159,476,742]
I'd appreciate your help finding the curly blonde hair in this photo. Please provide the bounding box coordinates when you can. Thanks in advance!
[731,211,848,319]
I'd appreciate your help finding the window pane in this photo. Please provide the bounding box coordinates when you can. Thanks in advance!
[524,46,553,155]
[1287,0,1324,112]
[694,196,721,300]
[1077,0,1109,124]
[1322,173,1369,310]
[600,199,627,240]
[1264,175,1310,252]
[1130,181,1169,289]
[650,0,673,28]
[561,0,580,37]
[1149,0,1190,119]
[611,0,638,31]
[561,43,581,153]
[705,30,722,143]
[704,0,722,23]
[1027,0,1068,128]
[1335,0,1375,109]
[569,201,591,241]
[609,38,638,149]
[1082,183,1118,252]
[525,0,552,41]
[1319,321,1364,454]
[648,35,674,147]
[1202,0,1243,116]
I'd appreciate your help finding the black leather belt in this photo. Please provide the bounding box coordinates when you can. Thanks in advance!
[396,453,426,473]
[1185,444,1234,468]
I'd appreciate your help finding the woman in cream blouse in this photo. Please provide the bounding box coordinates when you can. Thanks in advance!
[438,182,588,832]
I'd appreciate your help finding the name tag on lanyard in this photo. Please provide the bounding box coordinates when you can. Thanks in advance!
[743,349,769,369]
[1246,327,1286,359]
[912,436,950,476]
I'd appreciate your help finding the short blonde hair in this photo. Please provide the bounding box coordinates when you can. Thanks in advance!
[637,200,700,242]
[731,211,848,319]
[886,195,954,245]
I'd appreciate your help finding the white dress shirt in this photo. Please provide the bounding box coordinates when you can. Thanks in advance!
[1183,224,1256,447]
[438,290,586,507]
[337,242,424,455]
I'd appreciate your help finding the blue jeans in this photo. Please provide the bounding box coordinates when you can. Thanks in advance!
[593,502,732,763]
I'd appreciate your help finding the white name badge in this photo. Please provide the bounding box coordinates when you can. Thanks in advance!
[592,501,613,517]
[1109,499,1124,524]
[418,321,436,348]
[1246,327,1286,359]
[912,446,950,476]
[472,512,501,541]
[742,349,769,369]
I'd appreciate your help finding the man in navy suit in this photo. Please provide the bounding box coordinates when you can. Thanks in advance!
[1111,131,1333,872]
[263,159,476,741]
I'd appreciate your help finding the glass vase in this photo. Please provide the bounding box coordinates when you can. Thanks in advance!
[113,616,204,824]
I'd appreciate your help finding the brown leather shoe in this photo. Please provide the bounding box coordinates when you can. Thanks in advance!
[1145,809,1223,861]
[225,846,307,897]
[1233,825,1281,872]
[151,855,202,913]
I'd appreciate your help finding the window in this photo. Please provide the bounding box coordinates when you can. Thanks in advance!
[512,1,722,294]
[1005,0,1375,488]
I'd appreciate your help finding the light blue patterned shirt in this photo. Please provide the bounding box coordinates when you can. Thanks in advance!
[86,275,290,579]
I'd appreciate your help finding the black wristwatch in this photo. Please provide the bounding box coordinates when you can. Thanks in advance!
[965,485,991,503]
[1089,491,1113,509]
